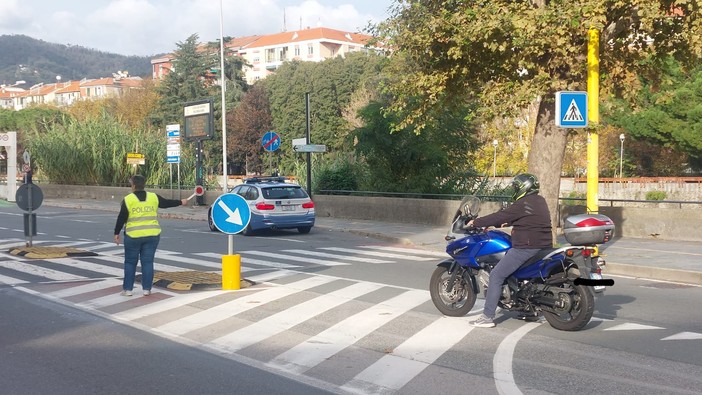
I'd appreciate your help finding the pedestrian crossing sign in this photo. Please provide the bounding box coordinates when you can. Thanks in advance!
[555,91,588,128]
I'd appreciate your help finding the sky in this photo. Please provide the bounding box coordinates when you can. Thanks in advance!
[0,0,393,56]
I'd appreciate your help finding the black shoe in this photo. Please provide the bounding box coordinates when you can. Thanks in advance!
[517,313,540,322]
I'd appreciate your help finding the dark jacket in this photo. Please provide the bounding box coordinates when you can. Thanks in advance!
[113,191,182,235]
[473,194,552,249]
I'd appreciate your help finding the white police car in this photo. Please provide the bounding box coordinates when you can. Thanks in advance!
[208,177,315,235]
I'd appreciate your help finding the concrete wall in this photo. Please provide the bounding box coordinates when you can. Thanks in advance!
[29,183,702,242]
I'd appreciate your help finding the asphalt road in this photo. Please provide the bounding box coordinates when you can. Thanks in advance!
[1,204,701,394]
[0,286,336,395]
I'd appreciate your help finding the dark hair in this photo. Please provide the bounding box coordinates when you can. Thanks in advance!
[130,175,146,190]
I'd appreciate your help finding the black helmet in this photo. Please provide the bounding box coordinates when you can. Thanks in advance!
[512,173,539,201]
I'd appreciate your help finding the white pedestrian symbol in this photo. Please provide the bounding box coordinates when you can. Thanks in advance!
[563,99,584,122]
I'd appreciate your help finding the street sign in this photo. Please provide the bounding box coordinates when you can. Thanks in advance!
[15,183,43,211]
[211,193,251,234]
[166,124,181,164]
[126,153,145,165]
[292,137,306,147]
[555,91,588,128]
[262,131,281,152]
[293,144,327,153]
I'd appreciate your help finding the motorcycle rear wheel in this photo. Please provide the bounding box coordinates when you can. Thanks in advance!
[429,266,477,317]
[542,282,594,331]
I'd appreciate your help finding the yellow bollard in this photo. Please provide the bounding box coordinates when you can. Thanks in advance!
[222,254,241,290]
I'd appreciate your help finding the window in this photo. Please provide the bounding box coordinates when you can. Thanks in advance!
[307,44,314,55]
[294,46,300,56]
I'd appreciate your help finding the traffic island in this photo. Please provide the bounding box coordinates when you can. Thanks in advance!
[139,271,255,291]
[8,246,98,259]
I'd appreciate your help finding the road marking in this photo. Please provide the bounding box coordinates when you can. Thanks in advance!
[606,246,702,256]
[320,247,435,261]
[283,249,392,264]
[241,250,351,266]
[49,278,123,298]
[155,276,335,336]
[269,289,429,374]
[604,323,665,331]
[661,331,702,340]
[44,257,123,277]
[342,316,475,393]
[494,322,542,395]
[359,245,446,257]
[0,260,87,281]
[206,282,383,353]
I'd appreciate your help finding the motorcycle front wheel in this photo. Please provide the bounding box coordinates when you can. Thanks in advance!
[429,266,477,317]
[542,282,594,331]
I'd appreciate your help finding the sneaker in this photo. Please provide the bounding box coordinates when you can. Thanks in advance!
[469,314,495,328]
[120,290,133,297]
[143,290,151,296]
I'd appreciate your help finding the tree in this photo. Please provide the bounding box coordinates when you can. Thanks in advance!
[375,0,702,231]
[153,34,211,127]
[226,83,273,174]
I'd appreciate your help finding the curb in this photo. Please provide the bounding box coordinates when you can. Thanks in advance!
[605,262,702,286]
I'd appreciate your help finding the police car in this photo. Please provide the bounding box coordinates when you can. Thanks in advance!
[208,176,315,235]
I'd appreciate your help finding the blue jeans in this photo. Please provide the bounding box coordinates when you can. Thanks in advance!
[123,234,160,291]
[483,248,540,319]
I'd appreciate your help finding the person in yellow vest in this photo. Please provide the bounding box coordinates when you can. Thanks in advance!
[114,175,188,296]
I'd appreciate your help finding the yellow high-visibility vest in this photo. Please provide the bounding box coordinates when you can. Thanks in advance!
[124,192,161,238]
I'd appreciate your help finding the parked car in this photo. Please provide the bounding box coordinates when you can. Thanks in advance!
[208,176,315,235]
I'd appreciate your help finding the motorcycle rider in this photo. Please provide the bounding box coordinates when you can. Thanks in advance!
[467,173,553,328]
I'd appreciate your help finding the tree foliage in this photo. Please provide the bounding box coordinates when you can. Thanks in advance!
[606,60,702,170]
[376,0,702,228]
[226,83,273,175]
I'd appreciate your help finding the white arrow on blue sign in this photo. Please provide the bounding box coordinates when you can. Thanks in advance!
[555,91,588,128]
[211,193,251,234]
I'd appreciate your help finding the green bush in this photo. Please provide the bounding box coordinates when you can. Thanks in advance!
[645,190,667,201]
[315,157,361,193]
[563,191,586,206]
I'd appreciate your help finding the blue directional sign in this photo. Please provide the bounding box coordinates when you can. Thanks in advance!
[262,131,281,152]
[555,91,588,128]
[211,193,251,234]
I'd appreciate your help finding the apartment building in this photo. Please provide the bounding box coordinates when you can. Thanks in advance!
[151,26,377,85]
[0,74,143,111]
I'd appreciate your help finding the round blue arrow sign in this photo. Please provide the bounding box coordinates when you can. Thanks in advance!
[262,131,281,152]
[211,193,251,234]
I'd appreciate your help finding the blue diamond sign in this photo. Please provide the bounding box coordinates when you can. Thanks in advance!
[211,193,251,234]
[555,91,588,128]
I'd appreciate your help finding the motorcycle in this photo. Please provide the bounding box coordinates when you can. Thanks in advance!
[429,196,614,331]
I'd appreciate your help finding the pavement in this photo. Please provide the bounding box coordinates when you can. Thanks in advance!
[9,198,702,286]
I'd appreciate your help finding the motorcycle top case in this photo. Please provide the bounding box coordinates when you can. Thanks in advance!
[563,214,615,245]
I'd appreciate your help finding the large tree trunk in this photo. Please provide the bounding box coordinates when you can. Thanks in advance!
[528,96,569,242]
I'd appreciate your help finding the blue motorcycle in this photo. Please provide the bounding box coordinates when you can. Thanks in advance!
[429,196,614,331]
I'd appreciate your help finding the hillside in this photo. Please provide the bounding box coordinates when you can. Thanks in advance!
[0,34,154,87]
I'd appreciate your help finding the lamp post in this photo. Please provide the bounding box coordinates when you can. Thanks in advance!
[619,133,625,179]
[492,139,498,178]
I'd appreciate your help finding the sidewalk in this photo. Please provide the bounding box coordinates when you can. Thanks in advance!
[39,198,702,286]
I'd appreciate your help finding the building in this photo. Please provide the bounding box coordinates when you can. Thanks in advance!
[0,73,144,111]
[150,26,378,85]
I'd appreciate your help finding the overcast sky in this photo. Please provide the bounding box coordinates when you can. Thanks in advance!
[0,0,393,56]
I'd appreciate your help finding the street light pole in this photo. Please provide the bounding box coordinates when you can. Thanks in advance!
[492,139,498,178]
[619,133,625,179]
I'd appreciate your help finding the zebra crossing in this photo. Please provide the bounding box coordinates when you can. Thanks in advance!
[2,237,700,394]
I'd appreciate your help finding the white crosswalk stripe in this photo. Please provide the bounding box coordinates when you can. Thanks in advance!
[280,249,393,264]
[269,289,430,374]
[320,247,436,261]
[205,281,383,353]
[0,259,88,281]
[342,316,476,393]
[240,250,353,266]
[154,276,335,336]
